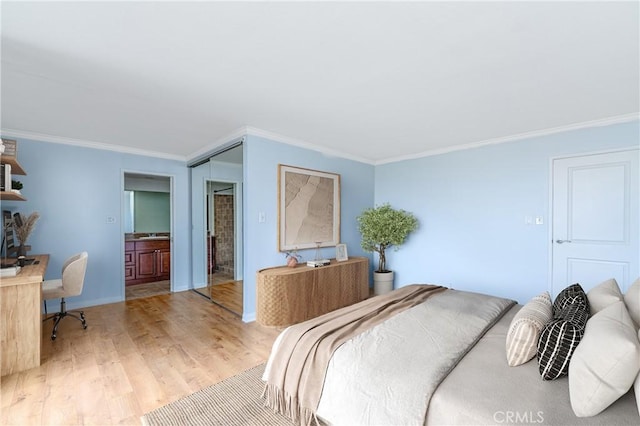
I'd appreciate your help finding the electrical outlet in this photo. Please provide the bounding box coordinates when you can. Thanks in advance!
[258,212,266,223]
[106,216,116,224]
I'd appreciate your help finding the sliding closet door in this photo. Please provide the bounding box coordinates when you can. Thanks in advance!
[191,162,209,294]
[190,143,244,314]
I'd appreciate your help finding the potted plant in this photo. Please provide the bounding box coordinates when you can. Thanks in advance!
[357,203,418,295]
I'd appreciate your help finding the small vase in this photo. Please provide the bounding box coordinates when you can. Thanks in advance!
[17,244,27,257]
[286,256,298,268]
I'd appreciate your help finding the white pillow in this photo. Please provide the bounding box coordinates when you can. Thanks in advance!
[635,328,640,416]
[569,301,640,417]
[505,291,552,367]
[624,277,640,328]
[587,278,623,316]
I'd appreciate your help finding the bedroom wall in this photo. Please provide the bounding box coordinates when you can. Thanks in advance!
[374,120,640,304]
[243,135,375,321]
[1,138,190,310]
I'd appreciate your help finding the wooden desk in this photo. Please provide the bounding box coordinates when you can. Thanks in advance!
[256,257,369,327]
[1,254,49,376]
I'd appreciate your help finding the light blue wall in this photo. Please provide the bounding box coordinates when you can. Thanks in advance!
[243,135,375,321]
[1,138,190,310]
[374,121,640,304]
[6,121,636,319]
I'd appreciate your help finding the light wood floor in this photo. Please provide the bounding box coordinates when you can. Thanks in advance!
[125,280,170,300]
[192,272,244,315]
[210,280,243,315]
[1,291,280,425]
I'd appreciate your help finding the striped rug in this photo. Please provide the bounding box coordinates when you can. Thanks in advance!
[142,363,294,426]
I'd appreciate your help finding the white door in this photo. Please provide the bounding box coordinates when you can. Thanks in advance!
[552,149,639,296]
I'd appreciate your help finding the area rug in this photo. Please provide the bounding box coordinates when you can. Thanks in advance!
[141,363,294,426]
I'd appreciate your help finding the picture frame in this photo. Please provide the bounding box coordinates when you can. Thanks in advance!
[278,164,340,251]
[335,243,348,261]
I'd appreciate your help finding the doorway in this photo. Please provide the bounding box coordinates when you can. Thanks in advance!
[123,172,173,300]
[191,143,244,315]
[551,149,639,295]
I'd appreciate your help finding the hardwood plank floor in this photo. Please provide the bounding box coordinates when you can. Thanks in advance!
[1,291,281,425]
[125,280,170,300]
[210,280,243,315]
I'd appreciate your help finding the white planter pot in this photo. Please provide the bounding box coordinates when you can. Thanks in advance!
[373,271,394,295]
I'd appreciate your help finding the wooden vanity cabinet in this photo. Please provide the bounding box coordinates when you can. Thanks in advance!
[125,239,170,285]
[124,242,136,282]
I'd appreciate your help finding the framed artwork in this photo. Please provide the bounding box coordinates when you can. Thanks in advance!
[335,243,348,261]
[278,164,340,251]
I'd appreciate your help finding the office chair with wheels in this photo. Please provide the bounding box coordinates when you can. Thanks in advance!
[42,252,88,340]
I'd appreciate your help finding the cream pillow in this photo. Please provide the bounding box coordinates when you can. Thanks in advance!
[635,328,640,416]
[506,291,552,367]
[587,278,623,316]
[569,301,640,417]
[624,277,640,328]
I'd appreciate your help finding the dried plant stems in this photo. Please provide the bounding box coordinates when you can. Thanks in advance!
[14,212,40,245]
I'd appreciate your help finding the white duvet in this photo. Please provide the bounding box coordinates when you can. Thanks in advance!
[264,289,514,426]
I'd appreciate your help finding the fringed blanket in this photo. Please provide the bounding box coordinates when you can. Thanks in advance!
[262,284,446,425]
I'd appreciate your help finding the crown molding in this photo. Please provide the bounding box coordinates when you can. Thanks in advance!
[244,126,376,165]
[375,113,640,165]
[185,127,248,163]
[4,112,637,167]
[0,128,186,161]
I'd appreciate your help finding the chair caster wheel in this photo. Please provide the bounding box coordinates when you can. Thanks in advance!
[83,324,87,330]
[51,334,56,341]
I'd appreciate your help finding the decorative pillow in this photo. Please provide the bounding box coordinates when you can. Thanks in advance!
[553,283,589,314]
[587,278,623,316]
[506,291,552,366]
[635,328,640,416]
[624,277,640,328]
[569,301,640,417]
[537,302,589,380]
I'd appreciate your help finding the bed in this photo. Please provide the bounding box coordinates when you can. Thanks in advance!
[262,284,639,425]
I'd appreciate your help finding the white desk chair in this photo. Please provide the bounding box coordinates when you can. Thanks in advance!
[42,252,88,340]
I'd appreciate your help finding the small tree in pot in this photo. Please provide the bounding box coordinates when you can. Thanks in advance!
[357,203,418,295]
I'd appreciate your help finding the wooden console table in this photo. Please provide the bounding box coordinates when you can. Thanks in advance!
[1,254,49,376]
[256,256,369,327]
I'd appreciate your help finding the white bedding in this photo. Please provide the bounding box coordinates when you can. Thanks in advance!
[265,288,514,425]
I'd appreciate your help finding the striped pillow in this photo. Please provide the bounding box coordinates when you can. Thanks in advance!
[537,302,589,380]
[506,292,552,366]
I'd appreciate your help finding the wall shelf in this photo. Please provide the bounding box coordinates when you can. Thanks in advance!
[0,191,26,201]
[1,142,27,200]
[0,156,26,176]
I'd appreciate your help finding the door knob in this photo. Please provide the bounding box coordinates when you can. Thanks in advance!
[555,239,572,244]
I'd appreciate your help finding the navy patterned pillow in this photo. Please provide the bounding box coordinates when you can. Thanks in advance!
[538,291,590,380]
[553,283,589,314]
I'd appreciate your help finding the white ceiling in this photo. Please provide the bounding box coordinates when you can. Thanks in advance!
[1,1,638,164]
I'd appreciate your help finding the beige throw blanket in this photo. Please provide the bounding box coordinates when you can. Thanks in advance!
[262,284,446,425]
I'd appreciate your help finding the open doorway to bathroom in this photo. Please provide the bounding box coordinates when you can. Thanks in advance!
[123,172,173,300]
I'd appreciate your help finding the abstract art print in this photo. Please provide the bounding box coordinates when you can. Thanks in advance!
[278,165,340,251]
